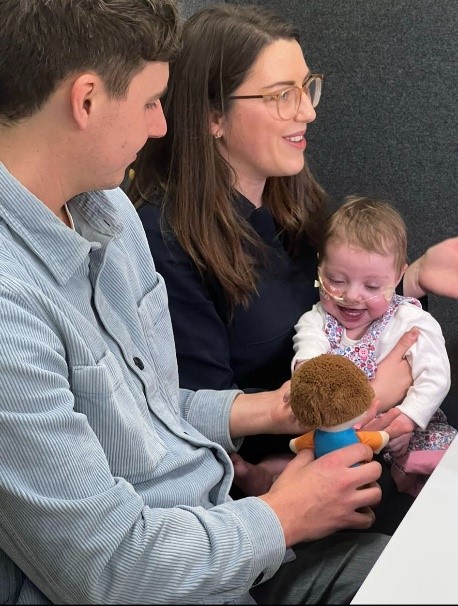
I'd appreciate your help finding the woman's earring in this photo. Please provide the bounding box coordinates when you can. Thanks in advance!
[214,132,222,139]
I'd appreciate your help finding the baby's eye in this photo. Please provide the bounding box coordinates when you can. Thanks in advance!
[366,285,382,292]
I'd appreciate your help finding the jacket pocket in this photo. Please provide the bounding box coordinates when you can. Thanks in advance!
[71,349,166,484]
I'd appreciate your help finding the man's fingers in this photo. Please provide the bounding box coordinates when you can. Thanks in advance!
[286,447,315,467]
[349,506,377,530]
[323,443,375,469]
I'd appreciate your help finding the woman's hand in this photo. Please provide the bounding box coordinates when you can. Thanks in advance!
[361,407,414,436]
[359,409,415,458]
[404,237,458,299]
[370,327,419,411]
[385,432,412,458]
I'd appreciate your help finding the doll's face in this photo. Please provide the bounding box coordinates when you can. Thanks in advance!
[319,241,403,340]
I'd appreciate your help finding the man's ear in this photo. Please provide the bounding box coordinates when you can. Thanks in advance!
[70,73,101,130]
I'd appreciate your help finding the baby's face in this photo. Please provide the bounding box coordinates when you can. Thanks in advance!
[319,241,401,340]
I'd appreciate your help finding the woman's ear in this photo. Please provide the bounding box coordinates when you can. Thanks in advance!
[209,109,224,139]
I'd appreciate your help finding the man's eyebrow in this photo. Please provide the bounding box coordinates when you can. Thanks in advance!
[148,85,168,101]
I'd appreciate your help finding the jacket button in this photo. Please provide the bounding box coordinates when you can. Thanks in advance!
[133,357,144,370]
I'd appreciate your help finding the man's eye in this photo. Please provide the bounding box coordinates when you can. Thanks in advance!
[146,101,158,110]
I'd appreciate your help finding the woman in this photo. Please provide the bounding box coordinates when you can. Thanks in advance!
[127,4,456,510]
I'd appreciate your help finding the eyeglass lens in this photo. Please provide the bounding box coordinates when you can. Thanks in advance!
[277,77,321,120]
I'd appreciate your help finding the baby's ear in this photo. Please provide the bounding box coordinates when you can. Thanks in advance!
[396,263,409,285]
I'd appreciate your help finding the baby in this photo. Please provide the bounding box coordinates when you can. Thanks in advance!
[292,195,453,495]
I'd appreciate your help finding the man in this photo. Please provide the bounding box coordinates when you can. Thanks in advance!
[0,1,411,603]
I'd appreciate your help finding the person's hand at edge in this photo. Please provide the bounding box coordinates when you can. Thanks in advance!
[403,237,458,299]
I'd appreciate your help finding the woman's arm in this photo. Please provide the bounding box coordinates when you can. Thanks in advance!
[403,237,458,299]
[370,326,419,409]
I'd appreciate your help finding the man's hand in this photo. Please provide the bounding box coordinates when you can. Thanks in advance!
[259,443,382,547]
[230,380,307,438]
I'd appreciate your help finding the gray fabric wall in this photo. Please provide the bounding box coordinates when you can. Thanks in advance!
[177,0,457,419]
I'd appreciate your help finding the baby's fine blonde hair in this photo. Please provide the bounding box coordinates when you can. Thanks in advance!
[319,195,408,274]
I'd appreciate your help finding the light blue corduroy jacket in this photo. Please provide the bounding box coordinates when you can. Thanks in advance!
[0,163,286,604]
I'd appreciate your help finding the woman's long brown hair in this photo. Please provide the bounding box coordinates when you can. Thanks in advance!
[128,4,327,309]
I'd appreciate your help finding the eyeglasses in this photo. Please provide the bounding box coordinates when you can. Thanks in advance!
[315,269,395,306]
[228,73,323,121]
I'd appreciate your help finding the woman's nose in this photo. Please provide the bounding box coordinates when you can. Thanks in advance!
[295,91,316,123]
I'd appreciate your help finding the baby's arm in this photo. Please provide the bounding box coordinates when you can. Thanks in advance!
[379,304,451,430]
[292,304,330,372]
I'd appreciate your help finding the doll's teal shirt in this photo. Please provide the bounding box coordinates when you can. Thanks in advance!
[0,163,285,604]
[314,428,360,458]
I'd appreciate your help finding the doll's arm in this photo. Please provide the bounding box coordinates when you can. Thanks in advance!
[356,430,389,454]
[289,431,315,454]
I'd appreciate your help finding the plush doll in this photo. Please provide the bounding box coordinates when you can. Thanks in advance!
[289,353,389,458]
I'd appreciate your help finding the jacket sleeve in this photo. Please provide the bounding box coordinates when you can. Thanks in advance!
[138,203,236,391]
[0,283,285,605]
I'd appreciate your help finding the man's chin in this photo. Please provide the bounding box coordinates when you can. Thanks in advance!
[104,172,129,191]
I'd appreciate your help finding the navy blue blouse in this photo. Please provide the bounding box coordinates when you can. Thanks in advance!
[138,193,320,393]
